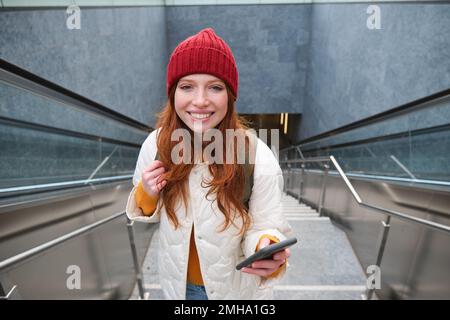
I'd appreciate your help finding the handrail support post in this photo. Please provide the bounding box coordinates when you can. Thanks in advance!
[363,216,391,300]
[318,164,329,216]
[298,163,305,203]
[126,218,148,300]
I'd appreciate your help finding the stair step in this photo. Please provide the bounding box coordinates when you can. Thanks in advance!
[283,211,318,214]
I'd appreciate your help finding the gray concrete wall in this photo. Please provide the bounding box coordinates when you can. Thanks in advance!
[300,3,450,141]
[0,6,168,127]
[166,5,311,115]
[1,3,449,142]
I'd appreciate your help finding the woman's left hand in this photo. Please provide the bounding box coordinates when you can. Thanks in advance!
[241,238,291,278]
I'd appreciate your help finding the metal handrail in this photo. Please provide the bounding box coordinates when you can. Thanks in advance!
[0,116,142,149]
[0,211,125,272]
[283,156,330,164]
[0,209,147,300]
[0,174,133,196]
[280,88,450,152]
[296,146,305,160]
[280,156,450,234]
[288,168,450,188]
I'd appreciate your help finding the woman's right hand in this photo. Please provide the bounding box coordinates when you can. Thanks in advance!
[141,160,167,198]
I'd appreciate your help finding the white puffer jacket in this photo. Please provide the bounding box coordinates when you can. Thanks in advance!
[126,129,293,300]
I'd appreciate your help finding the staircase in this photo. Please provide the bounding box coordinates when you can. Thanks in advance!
[131,194,369,300]
[274,194,368,299]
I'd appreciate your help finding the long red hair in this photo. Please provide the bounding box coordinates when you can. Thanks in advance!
[155,83,252,235]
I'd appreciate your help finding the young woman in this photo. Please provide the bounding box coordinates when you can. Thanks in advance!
[126,28,293,300]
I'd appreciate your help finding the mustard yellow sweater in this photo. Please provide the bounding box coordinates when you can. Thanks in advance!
[135,181,286,285]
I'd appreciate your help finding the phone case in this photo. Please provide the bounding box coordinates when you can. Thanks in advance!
[236,237,298,270]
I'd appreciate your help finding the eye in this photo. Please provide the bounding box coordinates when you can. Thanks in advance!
[179,84,192,90]
[210,85,224,91]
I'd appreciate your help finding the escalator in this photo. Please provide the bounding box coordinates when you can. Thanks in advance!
[0,60,154,299]
[279,89,450,299]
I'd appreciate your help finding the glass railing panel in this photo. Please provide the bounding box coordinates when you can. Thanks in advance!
[0,80,148,145]
[0,121,139,190]
[87,140,141,180]
[0,70,145,194]
[287,94,450,183]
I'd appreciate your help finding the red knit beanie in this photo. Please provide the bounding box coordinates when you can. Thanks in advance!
[166,28,238,99]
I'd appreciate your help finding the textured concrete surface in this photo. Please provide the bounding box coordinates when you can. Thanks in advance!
[166,5,311,115]
[300,3,450,140]
[0,6,168,126]
[2,4,448,141]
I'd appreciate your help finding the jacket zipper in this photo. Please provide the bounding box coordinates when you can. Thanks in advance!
[183,220,194,299]
[192,221,209,298]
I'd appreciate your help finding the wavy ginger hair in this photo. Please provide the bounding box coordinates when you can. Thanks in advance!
[155,83,253,236]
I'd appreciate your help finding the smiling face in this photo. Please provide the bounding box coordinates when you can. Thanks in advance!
[174,74,228,133]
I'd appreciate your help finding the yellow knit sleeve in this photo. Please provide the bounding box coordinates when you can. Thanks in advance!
[135,181,159,216]
[256,234,288,279]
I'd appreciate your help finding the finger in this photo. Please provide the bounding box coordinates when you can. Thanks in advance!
[273,249,290,261]
[143,160,166,173]
[143,167,165,181]
[258,237,271,250]
[156,180,167,192]
[142,161,158,173]
[160,180,168,190]
[251,259,284,269]
[241,267,278,277]
[150,176,164,190]
[151,167,166,179]
[154,173,167,185]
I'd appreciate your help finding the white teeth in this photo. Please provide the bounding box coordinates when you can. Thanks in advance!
[190,113,212,119]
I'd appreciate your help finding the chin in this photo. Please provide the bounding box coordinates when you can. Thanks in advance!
[189,120,217,133]
[192,125,213,133]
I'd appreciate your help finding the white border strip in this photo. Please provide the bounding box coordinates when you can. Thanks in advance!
[1,0,440,8]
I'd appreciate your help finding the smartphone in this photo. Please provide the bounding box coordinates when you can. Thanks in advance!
[236,237,298,270]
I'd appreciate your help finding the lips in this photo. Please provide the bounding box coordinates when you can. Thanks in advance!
[187,112,214,120]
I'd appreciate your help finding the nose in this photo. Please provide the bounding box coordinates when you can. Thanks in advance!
[192,88,209,108]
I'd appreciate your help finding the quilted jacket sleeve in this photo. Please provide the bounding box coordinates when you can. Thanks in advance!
[242,138,294,287]
[125,129,161,223]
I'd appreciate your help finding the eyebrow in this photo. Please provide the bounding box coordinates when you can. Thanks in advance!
[179,78,224,85]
